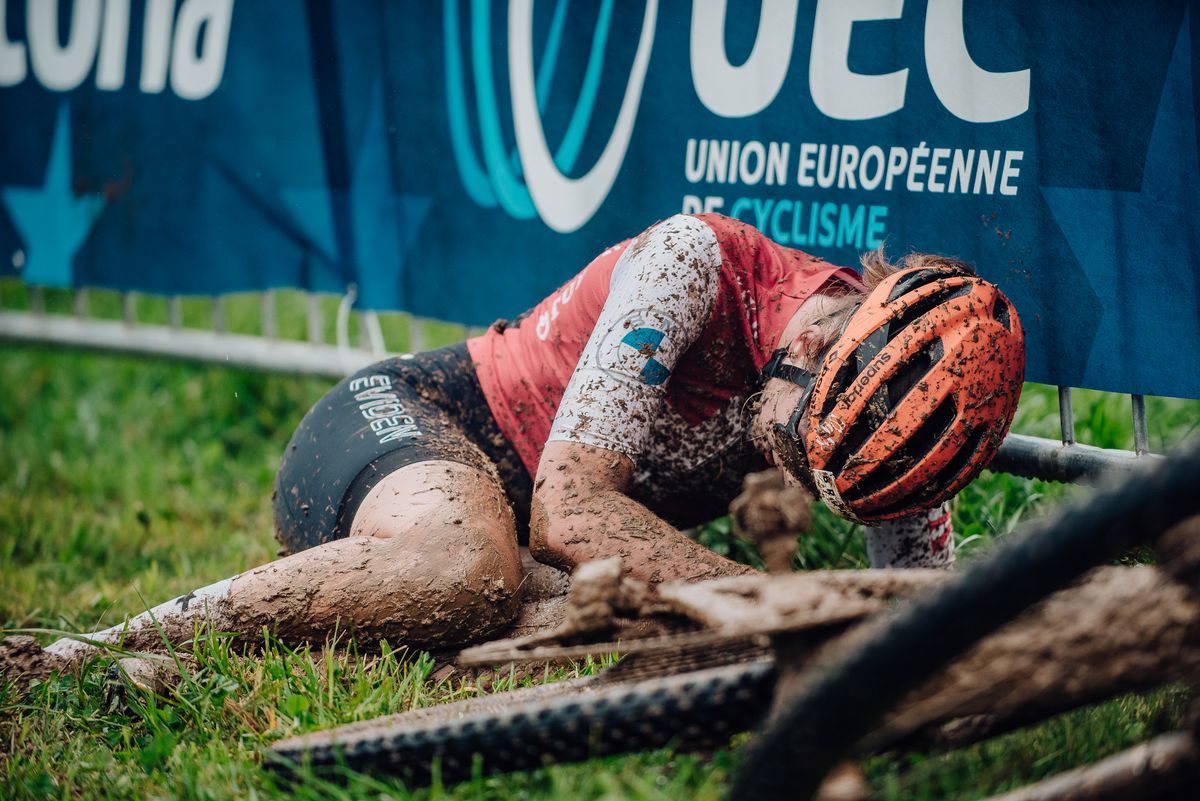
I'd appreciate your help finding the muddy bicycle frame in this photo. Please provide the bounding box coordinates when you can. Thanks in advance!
[731,439,1200,800]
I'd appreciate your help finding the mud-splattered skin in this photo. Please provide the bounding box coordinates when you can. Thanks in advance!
[473,215,863,576]
[39,460,527,664]
[531,441,757,584]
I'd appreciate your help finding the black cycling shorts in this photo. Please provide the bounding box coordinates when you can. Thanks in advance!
[272,343,532,554]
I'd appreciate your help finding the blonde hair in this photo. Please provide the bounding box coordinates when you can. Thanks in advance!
[859,246,975,287]
[789,246,974,371]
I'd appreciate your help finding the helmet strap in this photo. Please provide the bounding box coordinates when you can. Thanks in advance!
[760,347,814,389]
[761,347,823,420]
[762,347,823,493]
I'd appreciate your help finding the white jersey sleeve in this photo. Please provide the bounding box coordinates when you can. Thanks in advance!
[547,214,721,460]
[864,502,956,569]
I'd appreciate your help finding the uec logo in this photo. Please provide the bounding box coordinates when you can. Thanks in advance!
[445,0,1030,233]
[444,0,657,234]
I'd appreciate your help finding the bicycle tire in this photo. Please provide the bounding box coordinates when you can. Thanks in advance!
[733,438,1200,801]
[268,659,776,784]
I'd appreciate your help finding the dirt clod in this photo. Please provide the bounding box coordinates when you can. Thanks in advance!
[729,469,813,572]
[0,636,69,690]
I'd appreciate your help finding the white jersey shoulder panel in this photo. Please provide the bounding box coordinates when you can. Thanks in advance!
[547,215,722,459]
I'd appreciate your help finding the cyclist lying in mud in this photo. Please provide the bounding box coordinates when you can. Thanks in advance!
[35,213,1025,663]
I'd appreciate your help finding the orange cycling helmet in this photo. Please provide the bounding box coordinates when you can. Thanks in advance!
[761,264,1024,523]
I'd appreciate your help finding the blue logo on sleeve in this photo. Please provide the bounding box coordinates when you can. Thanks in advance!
[620,327,670,386]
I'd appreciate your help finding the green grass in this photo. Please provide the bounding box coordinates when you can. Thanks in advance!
[2,289,1199,799]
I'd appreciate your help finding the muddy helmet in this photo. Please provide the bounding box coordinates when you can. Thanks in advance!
[761,264,1024,523]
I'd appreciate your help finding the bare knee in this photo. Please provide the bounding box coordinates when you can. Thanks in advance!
[231,461,528,649]
[351,461,516,546]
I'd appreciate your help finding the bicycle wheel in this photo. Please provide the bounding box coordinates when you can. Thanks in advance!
[268,659,776,784]
[733,439,1200,801]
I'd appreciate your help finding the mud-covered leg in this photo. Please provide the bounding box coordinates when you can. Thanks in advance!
[245,459,524,647]
[353,461,570,639]
[45,461,524,662]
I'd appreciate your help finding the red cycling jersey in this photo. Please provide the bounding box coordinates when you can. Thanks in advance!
[468,213,860,478]
[466,213,953,568]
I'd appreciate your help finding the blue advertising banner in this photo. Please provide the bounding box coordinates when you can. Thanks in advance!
[2,0,1199,398]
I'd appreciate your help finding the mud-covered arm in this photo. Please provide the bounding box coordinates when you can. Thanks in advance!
[531,440,756,583]
[531,215,755,583]
[864,502,955,569]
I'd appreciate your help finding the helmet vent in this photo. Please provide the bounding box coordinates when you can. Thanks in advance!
[845,393,957,506]
[940,426,990,492]
[823,387,888,478]
[820,359,860,418]
[886,285,972,343]
[885,267,973,302]
[904,393,959,462]
[993,297,1012,330]
[870,425,987,517]
[885,339,944,408]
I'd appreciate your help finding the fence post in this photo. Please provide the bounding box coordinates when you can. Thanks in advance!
[1057,386,1075,445]
[362,310,387,355]
[212,296,226,333]
[122,292,137,326]
[306,292,322,344]
[336,285,357,352]
[1131,394,1149,456]
[407,314,426,353]
[262,290,277,339]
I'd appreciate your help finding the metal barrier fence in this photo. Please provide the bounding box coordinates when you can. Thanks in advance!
[0,283,1160,484]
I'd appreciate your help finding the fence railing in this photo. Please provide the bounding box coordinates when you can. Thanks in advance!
[0,282,1164,485]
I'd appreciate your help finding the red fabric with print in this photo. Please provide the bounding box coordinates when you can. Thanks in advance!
[467,214,861,477]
